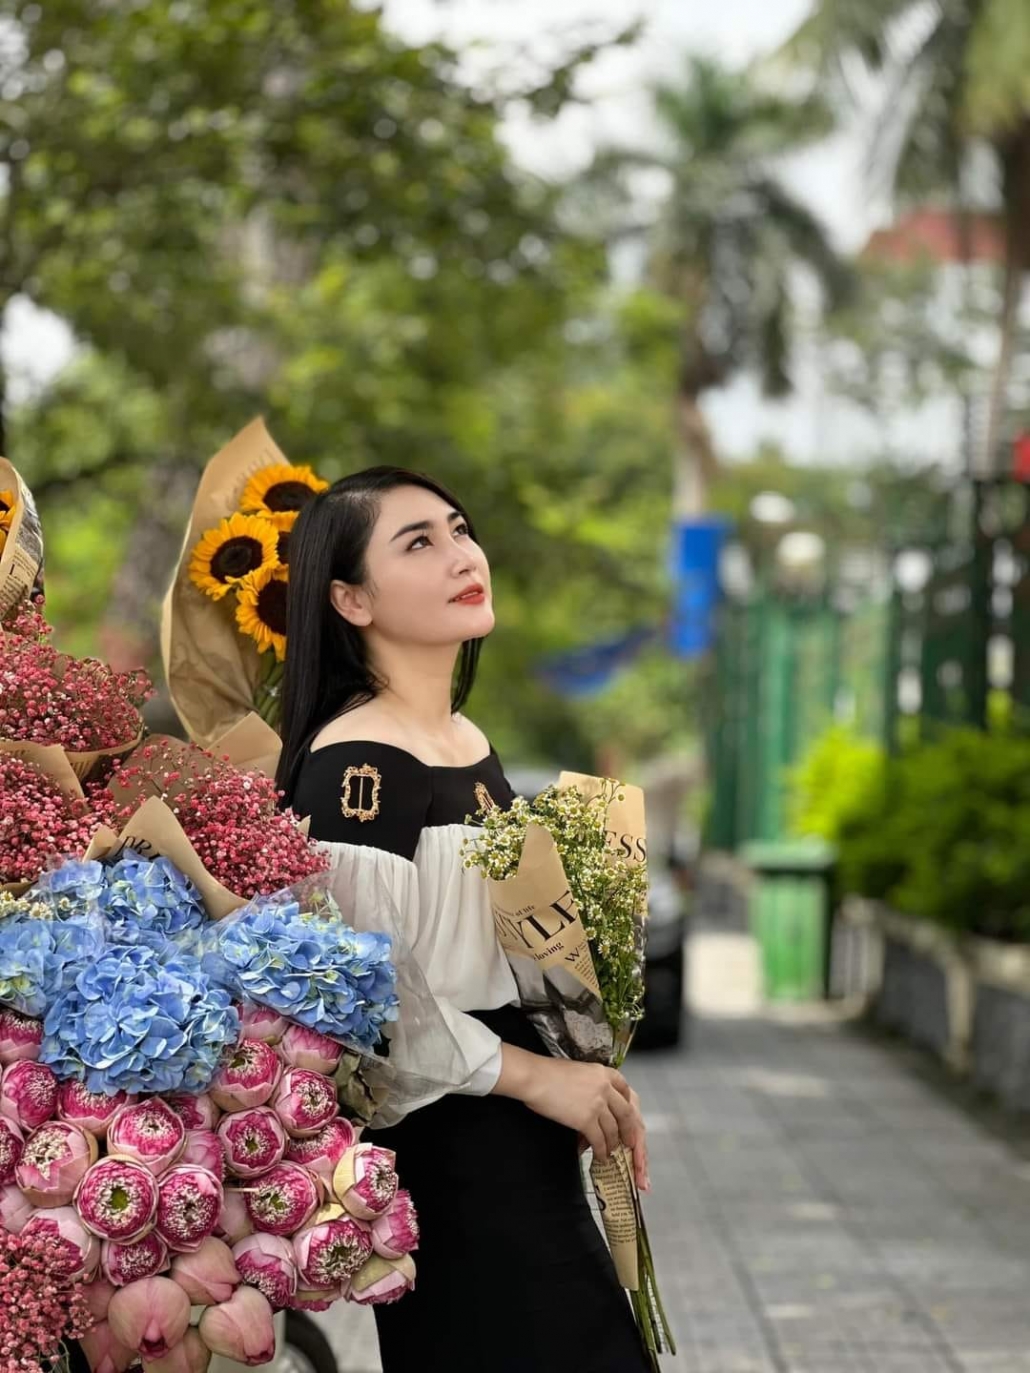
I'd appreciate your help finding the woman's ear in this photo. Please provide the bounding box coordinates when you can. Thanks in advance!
[329,580,373,627]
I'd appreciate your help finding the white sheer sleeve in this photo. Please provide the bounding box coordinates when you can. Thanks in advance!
[319,839,505,1126]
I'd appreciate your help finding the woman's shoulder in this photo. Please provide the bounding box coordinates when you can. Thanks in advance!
[310,705,490,769]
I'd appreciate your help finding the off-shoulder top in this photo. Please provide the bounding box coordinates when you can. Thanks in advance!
[292,740,520,1124]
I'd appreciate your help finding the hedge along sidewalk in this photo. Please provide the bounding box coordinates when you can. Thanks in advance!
[835,897,1030,1113]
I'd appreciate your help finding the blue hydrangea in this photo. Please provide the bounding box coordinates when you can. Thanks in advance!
[0,910,105,1017]
[41,940,239,1096]
[200,899,399,1051]
[99,854,207,949]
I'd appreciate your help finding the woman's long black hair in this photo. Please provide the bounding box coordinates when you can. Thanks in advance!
[275,466,482,806]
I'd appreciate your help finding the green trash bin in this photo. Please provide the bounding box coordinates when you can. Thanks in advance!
[741,840,836,1002]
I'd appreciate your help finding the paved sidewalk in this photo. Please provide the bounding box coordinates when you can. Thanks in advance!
[317,1009,1030,1372]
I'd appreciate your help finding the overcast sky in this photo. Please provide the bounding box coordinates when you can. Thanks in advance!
[7,1,946,467]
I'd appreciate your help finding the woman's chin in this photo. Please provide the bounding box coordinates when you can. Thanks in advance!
[453,605,495,640]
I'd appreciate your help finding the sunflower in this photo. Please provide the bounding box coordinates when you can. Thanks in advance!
[235,563,289,661]
[261,509,298,567]
[239,464,327,517]
[189,512,279,601]
[0,490,15,537]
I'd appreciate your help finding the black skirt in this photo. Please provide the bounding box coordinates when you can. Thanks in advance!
[367,1005,650,1373]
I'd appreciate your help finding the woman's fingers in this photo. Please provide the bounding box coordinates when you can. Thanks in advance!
[583,1120,607,1162]
[598,1105,620,1159]
[607,1089,640,1149]
[633,1132,650,1192]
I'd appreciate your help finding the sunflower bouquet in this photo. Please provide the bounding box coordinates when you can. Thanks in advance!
[163,418,328,745]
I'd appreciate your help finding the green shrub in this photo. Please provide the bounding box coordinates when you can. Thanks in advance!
[836,728,1030,942]
[788,726,886,845]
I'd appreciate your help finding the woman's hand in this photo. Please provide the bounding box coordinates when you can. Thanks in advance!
[577,1086,650,1192]
[495,1046,644,1165]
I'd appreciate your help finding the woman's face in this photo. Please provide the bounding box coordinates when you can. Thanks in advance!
[332,484,494,647]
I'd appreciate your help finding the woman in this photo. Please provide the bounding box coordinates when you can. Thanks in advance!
[277,467,650,1373]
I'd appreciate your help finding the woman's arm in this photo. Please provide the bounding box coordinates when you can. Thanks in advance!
[492,1043,650,1190]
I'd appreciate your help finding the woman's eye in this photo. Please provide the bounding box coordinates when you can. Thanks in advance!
[454,522,470,537]
[407,535,430,551]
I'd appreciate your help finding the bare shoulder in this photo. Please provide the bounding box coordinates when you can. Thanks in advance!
[453,713,491,759]
[310,700,408,754]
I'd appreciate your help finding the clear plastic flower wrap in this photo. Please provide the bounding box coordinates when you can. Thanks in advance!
[185,865,470,1129]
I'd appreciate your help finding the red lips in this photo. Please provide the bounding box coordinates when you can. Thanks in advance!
[450,583,485,603]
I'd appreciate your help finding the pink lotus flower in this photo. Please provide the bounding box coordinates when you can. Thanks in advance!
[0,1059,57,1131]
[138,1327,212,1373]
[239,1004,288,1044]
[349,1252,416,1306]
[244,1161,320,1236]
[210,1039,281,1113]
[156,1164,224,1252]
[279,1024,342,1075]
[58,1082,135,1138]
[164,1092,219,1132]
[271,1068,337,1138]
[107,1098,186,1176]
[15,1119,98,1206]
[372,1189,420,1259]
[232,1232,299,1309]
[292,1204,373,1287]
[21,1204,100,1280]
[286,1117,356,1183]
[214,1186,255,1244]
[218,1105,286,1178]
[108,1274,191,1360]
[79,1319,138,1373]
[170,1235,241,1305]
[101,1229,169,1285]
[0,1178,33,1232]
[333,1144,398,1220]
[75,1156,160,1242]
[84,1275,118,1322]
[288,1283,348,1312]
[198,1284,277,1366]
[180,1128,225,1178]
[0,1114,23,1184]
[0,1007,43,1063]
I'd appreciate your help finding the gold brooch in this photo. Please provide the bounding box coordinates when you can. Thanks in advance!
[474,781,497,814]
[340,764,382,822]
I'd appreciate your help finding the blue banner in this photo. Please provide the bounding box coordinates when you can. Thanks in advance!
[669,518,729,658]
[536,626,657,698]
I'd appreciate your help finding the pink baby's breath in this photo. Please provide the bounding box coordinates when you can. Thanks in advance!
[0,1227,95,1371]
[0,755,97,884]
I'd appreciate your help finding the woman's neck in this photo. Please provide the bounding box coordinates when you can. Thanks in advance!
[370,640,460,738]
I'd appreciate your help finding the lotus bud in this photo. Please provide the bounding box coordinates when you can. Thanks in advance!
[218,1105,286,1178]
[101,1230,170,1286]
[107,1099,186,1176]
[22,1205,100,1280]
[108,1274,191,1361]
[84,1276,118,1322]
[210,1039,281,1114]
[372,1189,419,1259]
[75,1156,160,1242]
[279,1024,342,1075]
[15,1120,98,1206]
[164,1092,219,1132]
[244,1161,319,1237]
[156,1164,224,1253]
[232,1232,299,1309]
[180,1128,225,1178]
[57,1081,134,1138]
[168,1236,239,1307]
[0,1008,43,1064]
[270,1068,337,1139]
[138,1327,211,1373]
[239,1005,288,1044]
[0,1180,32,1232]
[79,1319,137,1373]
[0,1059,57,1131]
[198,1285,276,1367]
[292,1203,372,1288]
[0,1115,23,1185]
[214,1187,254,1245]
[332,1143,398,1220]
[350,1252,416,1306]
[285,1117,356,1184]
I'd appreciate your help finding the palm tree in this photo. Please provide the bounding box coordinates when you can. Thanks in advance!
[782,0,1030,472]
[578,57,850,513]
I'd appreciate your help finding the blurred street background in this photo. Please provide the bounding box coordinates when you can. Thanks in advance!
[8,0,1030,1368]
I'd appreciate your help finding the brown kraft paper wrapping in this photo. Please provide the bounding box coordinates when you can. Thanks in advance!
[161,417,292,749]
[0,458,44,623]
[591,1147,640,1291]
[211,712,283,780]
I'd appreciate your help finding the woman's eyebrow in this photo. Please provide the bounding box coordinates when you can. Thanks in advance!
[389,511,463,543]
